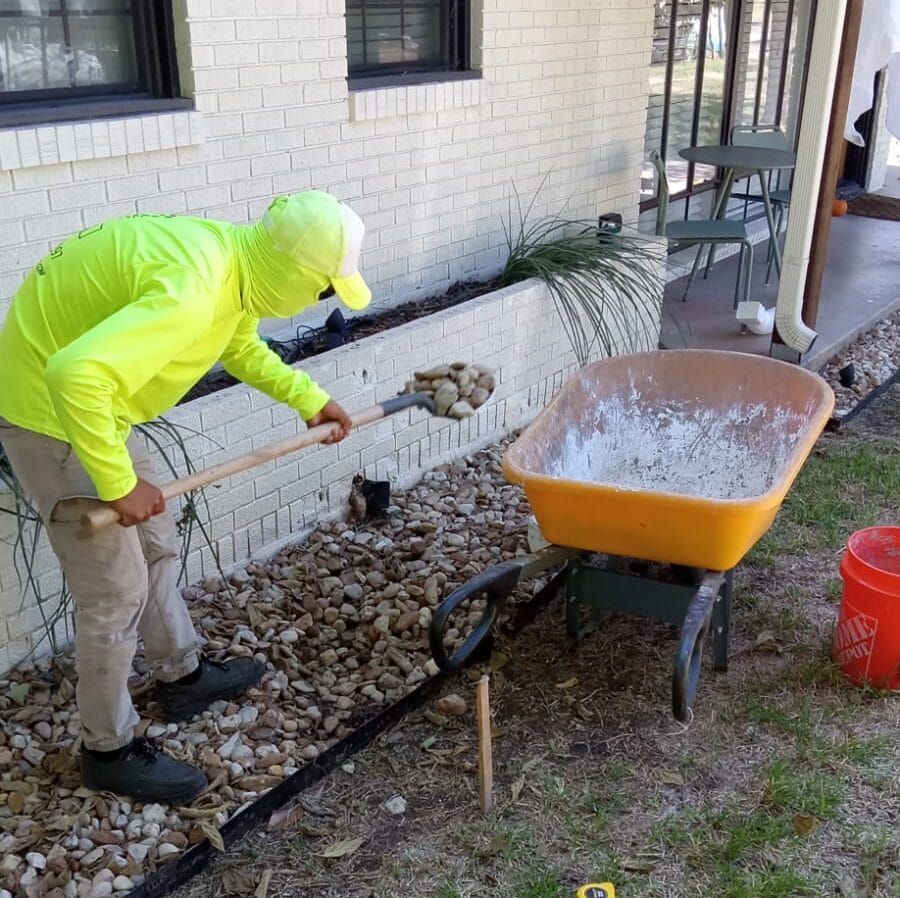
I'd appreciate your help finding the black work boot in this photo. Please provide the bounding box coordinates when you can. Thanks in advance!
[158,656,265,722]
[81,738,207,805]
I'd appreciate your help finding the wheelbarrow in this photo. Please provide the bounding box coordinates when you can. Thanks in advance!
[429,350,835,720]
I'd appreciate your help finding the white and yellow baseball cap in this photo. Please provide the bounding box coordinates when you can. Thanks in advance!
[262,191,371,311]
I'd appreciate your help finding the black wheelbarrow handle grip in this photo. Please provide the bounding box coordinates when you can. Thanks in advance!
[429,561,523,671]
[672,571,725,722]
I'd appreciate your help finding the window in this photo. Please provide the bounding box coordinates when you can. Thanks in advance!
[346,0,469,84]
[642,0,809,209]
[0,1,186,126]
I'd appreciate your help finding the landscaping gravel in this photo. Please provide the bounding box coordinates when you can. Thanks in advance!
[0,440,538,898]
[820,306,900,417]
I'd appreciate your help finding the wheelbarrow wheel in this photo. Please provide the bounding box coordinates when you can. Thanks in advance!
[672,571,726,722]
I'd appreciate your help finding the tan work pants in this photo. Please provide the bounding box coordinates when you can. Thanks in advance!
[0,420,200,750]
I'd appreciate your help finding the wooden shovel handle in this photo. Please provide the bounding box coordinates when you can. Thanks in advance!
[79,394,435,537]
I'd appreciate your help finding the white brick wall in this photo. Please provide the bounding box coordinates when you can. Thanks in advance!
[0,0,655,328]
[0,0,662,669]
[0,277,662,673]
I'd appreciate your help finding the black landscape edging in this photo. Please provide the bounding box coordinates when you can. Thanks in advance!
[826,368,900,431]
[126,672,448,898]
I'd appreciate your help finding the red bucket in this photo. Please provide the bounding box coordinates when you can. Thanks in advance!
[835,527,900,690]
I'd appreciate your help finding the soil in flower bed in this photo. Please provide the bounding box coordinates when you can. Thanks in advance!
[180,277,501,404]
[0,438,549,898]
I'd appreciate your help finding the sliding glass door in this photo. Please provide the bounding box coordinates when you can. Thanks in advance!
[643,0,811,211]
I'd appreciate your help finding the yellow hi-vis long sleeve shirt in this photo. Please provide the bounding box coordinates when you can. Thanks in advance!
[0,213,333,502]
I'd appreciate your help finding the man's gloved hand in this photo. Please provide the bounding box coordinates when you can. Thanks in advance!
[111,478,166,526]
[306,399,352,444]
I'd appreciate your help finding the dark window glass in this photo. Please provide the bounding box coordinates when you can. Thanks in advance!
[0,0,179,113]
[347,0,468,78]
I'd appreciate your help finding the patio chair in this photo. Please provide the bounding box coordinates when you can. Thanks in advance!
[649,149,753,309]
[731,124,792,283]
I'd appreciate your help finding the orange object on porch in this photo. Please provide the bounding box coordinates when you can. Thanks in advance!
[836,527,900,690]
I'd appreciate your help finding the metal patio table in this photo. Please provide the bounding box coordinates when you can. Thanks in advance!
[679,144,796,280]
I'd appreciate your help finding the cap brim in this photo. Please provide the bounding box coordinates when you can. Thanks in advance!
[332,271,371,311]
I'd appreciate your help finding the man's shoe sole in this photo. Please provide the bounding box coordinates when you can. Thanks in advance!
[85,780,206,806]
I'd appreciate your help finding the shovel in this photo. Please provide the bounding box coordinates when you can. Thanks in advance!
[78,392,440,537]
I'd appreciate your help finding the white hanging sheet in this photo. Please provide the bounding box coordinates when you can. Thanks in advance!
[845,0,900,145]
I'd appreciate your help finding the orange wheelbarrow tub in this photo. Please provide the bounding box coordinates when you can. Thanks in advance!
[502,350,835,571]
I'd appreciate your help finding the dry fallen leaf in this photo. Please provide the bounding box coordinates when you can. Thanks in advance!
[434,694,467,717]
[221,869,256,896]
[267,805,304,832]
[181,805,230,819]
[792,814,819,837]
[753,631,784,654]
[623,858,658,874]
[9,683,30,705]
[424,710,449,727]
[298,823,332,838]
[254,869,272,898]
[555,677,578,690]
[510,775,526,802]
[318,836,365,858]
[522,753,548,772]
[200,820,225,852]
[247,604,267,631]
[657,770,685,786]
[490,651,509,671]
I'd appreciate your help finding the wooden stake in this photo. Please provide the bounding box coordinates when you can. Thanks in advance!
[476,674,493,815]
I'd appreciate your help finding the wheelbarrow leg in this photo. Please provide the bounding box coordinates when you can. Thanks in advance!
[711,569,734,672]
[565,590,609,641]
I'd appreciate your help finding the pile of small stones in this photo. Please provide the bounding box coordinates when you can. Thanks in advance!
[400,362,496,419]
[820,307,900,417]
[0,439,538,898]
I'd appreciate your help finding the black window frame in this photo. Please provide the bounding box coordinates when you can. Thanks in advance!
[0,1,190,129]
[346,0,472,89]
[642,0,743,213]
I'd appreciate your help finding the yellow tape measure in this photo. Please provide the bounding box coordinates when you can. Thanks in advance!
[576,885,615,898]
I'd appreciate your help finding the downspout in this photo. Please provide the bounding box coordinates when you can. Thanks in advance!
[773,0,848,355]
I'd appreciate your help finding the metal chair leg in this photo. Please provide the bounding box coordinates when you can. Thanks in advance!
[765,205,784,285]
[683,243,705,301]
[733,244,743,308]
[733,240,753,310]
[741,240,753,308]
[704,243,716,279]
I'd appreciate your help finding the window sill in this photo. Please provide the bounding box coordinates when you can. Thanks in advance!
[0,102,203,172]
[348,72,483,122]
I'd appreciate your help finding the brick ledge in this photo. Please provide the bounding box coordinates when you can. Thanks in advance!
[0,111,205,172]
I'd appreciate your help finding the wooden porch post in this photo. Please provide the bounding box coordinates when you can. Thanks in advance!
[771,0,866,348]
